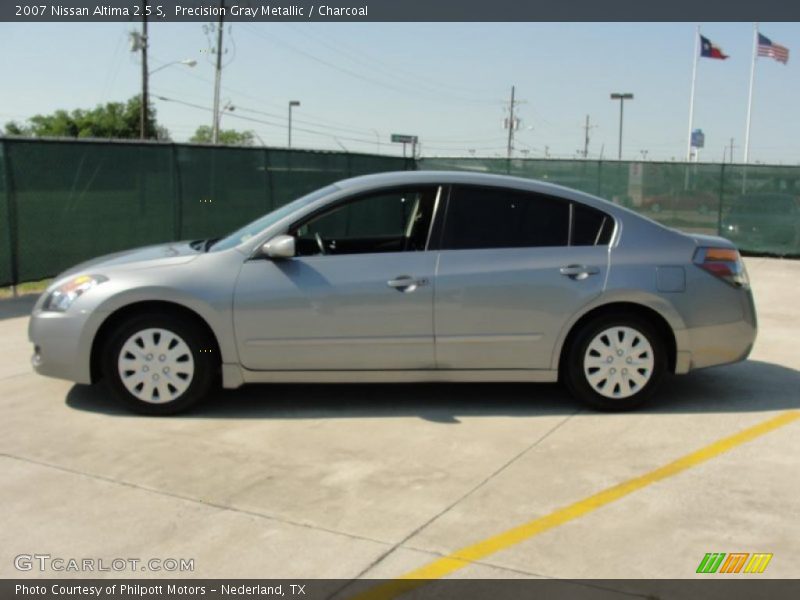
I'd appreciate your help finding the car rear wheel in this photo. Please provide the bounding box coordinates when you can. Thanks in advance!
[102,311,218,415]
[563,314,667,411]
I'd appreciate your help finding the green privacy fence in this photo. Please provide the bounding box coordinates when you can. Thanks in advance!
[419,157,800,258]
[1,139,799,287]
[0,138,412,286]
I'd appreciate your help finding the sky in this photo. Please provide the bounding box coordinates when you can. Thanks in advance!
[1,21,799,163]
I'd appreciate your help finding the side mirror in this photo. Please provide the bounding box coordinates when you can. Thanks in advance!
[261,235,296,259]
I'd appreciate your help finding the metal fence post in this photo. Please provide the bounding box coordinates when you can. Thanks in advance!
[1,139,20,289]
[716,162,726,236]
[596,160,603,196]
[263,148,273,212]
[171,144,183,240]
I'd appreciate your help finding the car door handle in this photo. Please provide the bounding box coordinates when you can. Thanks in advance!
[560,265,600,280]
[387,275,429,292]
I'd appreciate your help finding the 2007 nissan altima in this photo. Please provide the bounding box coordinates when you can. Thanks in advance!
[29,171,756,414]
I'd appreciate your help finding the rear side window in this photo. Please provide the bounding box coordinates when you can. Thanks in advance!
[442,185,570,250]
[572,203,613,246]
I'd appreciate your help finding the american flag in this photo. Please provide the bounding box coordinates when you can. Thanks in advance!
[758,33,789,64]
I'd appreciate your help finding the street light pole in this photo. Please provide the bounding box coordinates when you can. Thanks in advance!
[288,100,300,148]
[140,14,148,139]
[610,93,634,160]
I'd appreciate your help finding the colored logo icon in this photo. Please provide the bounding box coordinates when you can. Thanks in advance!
[697,553,773,574]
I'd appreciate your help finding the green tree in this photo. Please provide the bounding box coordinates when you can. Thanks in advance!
[190,125,255,146]
[4,96,169,140]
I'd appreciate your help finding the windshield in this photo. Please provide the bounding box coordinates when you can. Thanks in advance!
[209,185,339,251]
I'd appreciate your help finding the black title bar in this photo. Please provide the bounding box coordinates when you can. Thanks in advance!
[3,0,800,22]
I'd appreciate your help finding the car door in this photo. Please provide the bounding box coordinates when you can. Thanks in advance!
[434,185,612,370]
[233,185,442,371]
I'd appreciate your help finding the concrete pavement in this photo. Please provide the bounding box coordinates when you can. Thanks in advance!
[1,258,798,582]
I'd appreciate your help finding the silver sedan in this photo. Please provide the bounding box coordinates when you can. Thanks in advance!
[29,171,757,414]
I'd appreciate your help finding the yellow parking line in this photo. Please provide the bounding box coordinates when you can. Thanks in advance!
[353,410,800,600]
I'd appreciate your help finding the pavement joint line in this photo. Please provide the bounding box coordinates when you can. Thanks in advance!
[348,410,800,600]
[0,369,37,382]
[0,452,394,551]
[331,409,581,598]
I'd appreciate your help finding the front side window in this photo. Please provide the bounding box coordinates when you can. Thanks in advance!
[291,186,439,256]
[442,185,570,250]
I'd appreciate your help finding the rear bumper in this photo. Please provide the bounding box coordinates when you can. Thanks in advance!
[684,319,756,370]
[683,287,757,371]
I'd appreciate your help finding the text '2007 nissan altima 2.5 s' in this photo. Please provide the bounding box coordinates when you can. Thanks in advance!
[29,171,757,415]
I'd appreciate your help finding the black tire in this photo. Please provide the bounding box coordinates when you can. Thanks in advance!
[102,310,218,415]
[562,313,667,411]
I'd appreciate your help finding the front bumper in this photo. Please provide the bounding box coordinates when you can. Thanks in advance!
[28,308,99,385]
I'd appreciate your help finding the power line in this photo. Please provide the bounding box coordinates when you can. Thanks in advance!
[285,24,499,103]
[148,51,402,140]
[240,24,500,106]
[154,93,394,148]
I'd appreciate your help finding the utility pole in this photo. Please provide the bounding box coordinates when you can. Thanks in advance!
[582,114,596,158]
[287,100,300,148]
[211,0,225,144]
[505,85,518,159]
[139,15,148,139]
[728,138,736,164]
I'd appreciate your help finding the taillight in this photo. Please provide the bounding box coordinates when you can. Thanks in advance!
[693,247,749,288]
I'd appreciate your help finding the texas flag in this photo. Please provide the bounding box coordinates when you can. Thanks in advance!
[700,35,729,60]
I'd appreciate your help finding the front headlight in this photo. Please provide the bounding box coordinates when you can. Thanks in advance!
[43,274,108,312]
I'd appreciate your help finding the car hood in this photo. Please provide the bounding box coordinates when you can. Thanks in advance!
[57,241,200,280]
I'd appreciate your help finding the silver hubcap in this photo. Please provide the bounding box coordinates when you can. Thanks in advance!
[117,328,194,404]
[584,326,654,400]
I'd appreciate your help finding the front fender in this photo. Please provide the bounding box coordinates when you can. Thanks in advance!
[88,284,238,366]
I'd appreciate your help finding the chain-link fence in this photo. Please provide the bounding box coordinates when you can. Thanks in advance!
[0,138,412,286]
[1,139,798,287]
[420,157,800,257]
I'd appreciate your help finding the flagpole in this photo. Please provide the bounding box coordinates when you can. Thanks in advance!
[744,22,759,163]
[686,25,700,162]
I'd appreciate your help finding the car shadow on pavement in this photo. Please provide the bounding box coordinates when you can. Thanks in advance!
[65,359,800,420]
[0,295,38,321]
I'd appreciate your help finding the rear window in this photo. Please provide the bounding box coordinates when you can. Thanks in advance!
[572,203,613,246]
[442,185,613,250]
[443,186,570,250]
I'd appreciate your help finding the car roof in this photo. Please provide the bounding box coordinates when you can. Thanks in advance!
[333,170,668,227]
[335,170,593,201]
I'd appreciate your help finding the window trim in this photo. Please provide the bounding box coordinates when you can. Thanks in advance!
[425,184,451,252]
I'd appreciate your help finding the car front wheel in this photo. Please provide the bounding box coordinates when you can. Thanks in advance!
[563,314,667,411]
[102,311,217,415]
